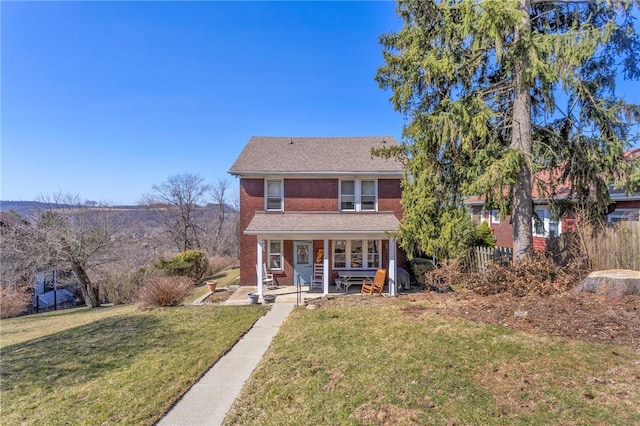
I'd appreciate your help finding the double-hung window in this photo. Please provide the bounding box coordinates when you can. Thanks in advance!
[340,181,355,211]
[533,207,560,237]
[265,180,283,211]
[268,240,283,270]
[361,180,376,211]
[340,179,377,212]
[490,209,500,224]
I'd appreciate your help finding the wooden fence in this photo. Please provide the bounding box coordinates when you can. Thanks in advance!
[468,246,513,272]
[580,221,640,271]
[468,221,640,272]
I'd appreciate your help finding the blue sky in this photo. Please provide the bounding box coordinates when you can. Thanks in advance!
[1,1,403,205]
[2,1,638,205]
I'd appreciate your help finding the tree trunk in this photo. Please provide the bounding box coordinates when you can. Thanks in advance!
[71,261,101,308]
[510,0,534,261]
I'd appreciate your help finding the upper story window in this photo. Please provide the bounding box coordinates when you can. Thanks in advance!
[265,180,283,211]
[340,179,377,212]
[533,207,560,238]
[340,181,355,211]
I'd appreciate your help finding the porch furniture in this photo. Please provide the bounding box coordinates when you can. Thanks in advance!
[361,268,386,295]
[258,264,274,287]
[310,263,323,290]
[337,270,377,292]
[335,278,345,292]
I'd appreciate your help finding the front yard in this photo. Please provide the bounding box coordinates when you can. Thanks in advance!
[2,284,638,425]
[0,303,267,425]
[225,294,640,425]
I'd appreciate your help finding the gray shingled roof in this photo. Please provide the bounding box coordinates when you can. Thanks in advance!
[229,136,403,175]
[245,212,400,235]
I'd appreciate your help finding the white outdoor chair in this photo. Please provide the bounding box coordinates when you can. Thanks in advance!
[257,264,274,287]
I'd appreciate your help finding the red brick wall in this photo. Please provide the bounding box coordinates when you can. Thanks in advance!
[239,178,264,286]
[285,179,338,211]
[378,179,403,219]
[471,206,513,248]
[616,200,640,209]
[533,236,547,252]
[239,176,406,286]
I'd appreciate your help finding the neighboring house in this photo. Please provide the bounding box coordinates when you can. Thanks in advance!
[228,136,406,296]
[467,148,640,249]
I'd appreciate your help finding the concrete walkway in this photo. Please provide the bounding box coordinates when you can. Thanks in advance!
[158,302,295,426]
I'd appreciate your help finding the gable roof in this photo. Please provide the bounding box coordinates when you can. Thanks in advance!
[228,136,403,176]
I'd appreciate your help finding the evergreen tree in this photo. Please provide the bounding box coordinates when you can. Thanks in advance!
[375,0,640,260]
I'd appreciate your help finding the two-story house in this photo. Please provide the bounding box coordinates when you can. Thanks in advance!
[228,136,406,296]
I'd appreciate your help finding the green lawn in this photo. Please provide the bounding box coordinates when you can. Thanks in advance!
[1,303,267,425]
[225,302,640,425]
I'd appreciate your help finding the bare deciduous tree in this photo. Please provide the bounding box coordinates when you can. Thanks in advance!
[1,193,119,308]
[141,173,211,252]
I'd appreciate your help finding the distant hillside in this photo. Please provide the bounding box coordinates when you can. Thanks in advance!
[0,200,235,217]
[0,201,56,216]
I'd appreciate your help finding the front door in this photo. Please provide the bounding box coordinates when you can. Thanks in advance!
[293,241,313,286]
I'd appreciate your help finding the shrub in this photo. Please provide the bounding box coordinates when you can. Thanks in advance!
[423,259,464,292]
[409,258,435,289]
[99,266,146,305]
[473,222,496,248]
[136,276,193,308]
[156,250,208,282]
[1,285,31,319]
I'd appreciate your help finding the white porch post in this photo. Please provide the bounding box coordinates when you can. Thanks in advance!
[323,239,329,295]
[256,238,264,296]
[388,238,397,296]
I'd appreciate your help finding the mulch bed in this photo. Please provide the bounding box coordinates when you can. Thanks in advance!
[202,288,235,304]
[312,290,640,351]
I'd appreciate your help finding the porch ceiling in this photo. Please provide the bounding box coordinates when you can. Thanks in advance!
[244,211,400,239]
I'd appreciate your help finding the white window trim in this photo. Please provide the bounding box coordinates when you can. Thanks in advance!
[267,240,283,271]
[480,210,489,224]
[339,179,378,212]
[490,209,500,224]
[533,207,561,238]
[332,239,382,269]
[607,209,640,222]
[265,179,284,212]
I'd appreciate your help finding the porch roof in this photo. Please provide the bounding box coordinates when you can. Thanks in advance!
[245,211,400,238]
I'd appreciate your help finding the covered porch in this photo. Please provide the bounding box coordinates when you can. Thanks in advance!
[245,211,401,297]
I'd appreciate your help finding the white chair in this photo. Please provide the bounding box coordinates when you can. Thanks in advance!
[257,264,274,287]
[310,263,323,290]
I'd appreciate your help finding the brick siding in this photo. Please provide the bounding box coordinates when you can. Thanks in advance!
[239,177,405,286]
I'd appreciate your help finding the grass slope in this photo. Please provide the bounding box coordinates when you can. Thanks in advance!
[225,303,640,425]
[1,304,266,425]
